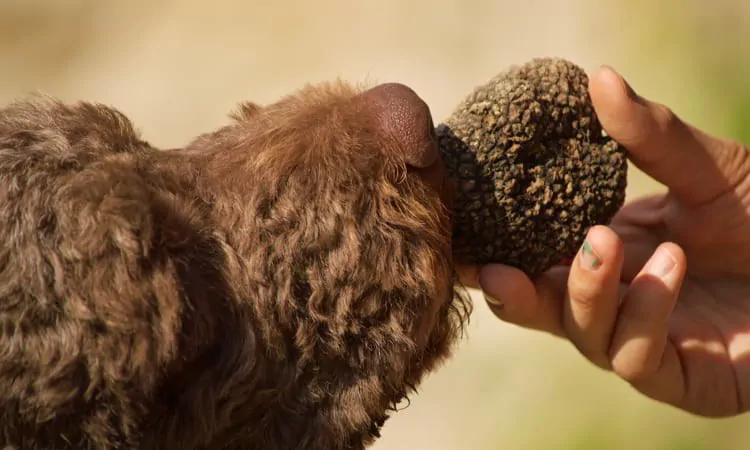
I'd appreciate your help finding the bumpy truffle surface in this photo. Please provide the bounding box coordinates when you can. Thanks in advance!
[437,57,628,277]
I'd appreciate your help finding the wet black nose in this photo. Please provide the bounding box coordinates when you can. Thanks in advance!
[359,82,439,169]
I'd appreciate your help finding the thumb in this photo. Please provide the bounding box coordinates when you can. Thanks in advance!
[589,66,749,206]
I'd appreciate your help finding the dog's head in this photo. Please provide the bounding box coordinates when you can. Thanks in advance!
[189,80,472,448]
[0,80,472,450]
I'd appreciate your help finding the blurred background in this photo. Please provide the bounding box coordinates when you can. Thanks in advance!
[1,0,749,448]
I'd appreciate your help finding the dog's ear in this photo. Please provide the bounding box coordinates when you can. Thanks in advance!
[358,83,439,169]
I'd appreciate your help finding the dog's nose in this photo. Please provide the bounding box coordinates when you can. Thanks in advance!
[359,82,439,169]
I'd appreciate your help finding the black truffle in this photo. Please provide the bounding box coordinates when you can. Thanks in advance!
[437,57,628,277]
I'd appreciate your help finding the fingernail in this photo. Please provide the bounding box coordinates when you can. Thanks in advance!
[483,291,504,309]
[579,240,602,271]
[645,248,677,279]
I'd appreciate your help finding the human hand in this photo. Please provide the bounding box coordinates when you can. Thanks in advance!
[477,66,750,417]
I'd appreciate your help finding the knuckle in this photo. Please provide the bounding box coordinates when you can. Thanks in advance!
[652,102,679,131]
[567,277,608,314]
[722,137,750,173]
[574,344,612,371]
[564,307,614,370]
[610,350,657,383]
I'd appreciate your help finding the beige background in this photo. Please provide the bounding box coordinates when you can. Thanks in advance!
[1,1,749,448]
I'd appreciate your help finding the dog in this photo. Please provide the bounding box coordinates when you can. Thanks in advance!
[0,80,472,449]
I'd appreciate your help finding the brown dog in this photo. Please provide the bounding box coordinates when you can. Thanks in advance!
[0,80,472,449]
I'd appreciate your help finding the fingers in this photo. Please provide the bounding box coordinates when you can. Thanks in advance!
[478,263,568,337]
[589,66,750,207]
[478,225,688,392]
[477,226,626,341]
[609,243,687,382]
[564,225,624,369]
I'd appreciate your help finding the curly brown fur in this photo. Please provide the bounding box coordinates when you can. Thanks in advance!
[0,83,471,449]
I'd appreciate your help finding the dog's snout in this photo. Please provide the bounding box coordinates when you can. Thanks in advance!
[360,83,438,169]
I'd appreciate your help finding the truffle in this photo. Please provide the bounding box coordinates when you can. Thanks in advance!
[437,57,628,277]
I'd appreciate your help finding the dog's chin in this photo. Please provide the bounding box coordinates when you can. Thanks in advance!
[367,264,471,445]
